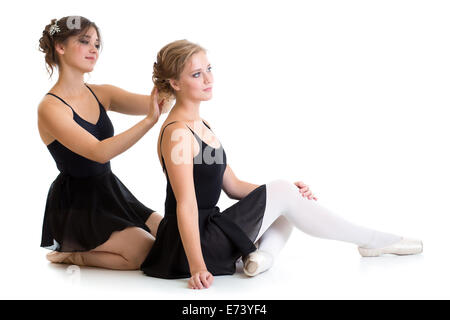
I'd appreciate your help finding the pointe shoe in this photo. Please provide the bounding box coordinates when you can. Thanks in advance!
[358,237,423,257]
[243,250,273,277]
[46,251,72,264]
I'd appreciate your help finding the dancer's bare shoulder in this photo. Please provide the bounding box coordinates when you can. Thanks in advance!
[157,119,199,171]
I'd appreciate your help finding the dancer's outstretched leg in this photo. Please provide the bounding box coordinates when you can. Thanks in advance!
[257,179,402,248]
[244,179,422,276]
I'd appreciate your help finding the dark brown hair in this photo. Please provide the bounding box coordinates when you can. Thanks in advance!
[38,16,102,78]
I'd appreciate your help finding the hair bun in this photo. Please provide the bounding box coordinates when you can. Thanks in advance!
[152,61,175,114]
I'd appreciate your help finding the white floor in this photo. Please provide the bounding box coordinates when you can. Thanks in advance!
[2,231,446,300]
[2,0,449,302]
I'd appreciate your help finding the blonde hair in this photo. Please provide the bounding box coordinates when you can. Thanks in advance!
[153,39,205,113]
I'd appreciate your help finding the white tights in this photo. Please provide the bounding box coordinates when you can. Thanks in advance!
[254,180,401,261]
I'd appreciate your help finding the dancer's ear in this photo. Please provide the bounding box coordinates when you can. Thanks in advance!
[54,42,65,55]
[169,79,180,92]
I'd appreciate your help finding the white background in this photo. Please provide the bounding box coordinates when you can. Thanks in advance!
[1,0,449,299]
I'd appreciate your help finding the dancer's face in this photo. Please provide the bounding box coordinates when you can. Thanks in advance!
[172,50,213,102]
[55,26,100,73]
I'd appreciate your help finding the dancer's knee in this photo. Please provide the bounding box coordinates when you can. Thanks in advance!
[266,179,309,213]
[267,179,299,197]
[122,229,154,268]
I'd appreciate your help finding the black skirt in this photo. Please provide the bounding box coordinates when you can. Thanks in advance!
[40,168,155,252]
[140,184,267,279]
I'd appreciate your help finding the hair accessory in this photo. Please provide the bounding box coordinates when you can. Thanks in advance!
[49,20,61,36]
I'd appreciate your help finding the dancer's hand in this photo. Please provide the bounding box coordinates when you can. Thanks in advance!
[146,87,164,124]
[188,269,214,289]
[294,181,318,201]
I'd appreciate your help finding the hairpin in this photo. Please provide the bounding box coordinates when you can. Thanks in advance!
[49,20,61,36]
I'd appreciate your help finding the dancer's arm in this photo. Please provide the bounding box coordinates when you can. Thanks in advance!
[90,83,162,115]
[38,87,161,164]
[222,165,260,200]
[160,123,213,289]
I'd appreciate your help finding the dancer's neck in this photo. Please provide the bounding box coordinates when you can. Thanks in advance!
[51,68,86,97]
[171,98,201,122]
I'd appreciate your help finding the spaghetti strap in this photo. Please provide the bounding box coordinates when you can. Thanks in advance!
[159,121,180,151]
[46,93,75,112]
[159,120,211,171]
[84,83,101,105]
[202,119,212,130]
[159,121,181,172]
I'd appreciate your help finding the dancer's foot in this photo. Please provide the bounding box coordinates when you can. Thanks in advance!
[358,237,423,257]
[243,250,274,277]
[46,251,72,263]
[46,251,86,266]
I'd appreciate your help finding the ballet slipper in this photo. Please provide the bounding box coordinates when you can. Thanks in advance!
[243,250,274,277]
[358,237,423,257]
